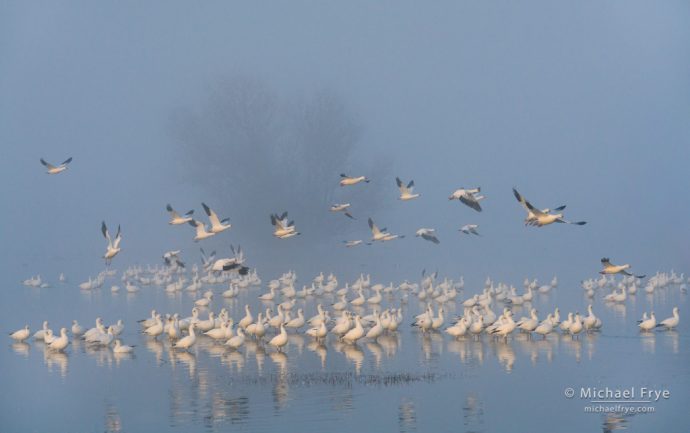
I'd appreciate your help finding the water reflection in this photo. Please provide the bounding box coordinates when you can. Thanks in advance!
[463,393,485,433]
[44,350,68,377]
[398,398,417,433]
[104,404,122,433]
[11,342,30,357]
[307,340,328,369]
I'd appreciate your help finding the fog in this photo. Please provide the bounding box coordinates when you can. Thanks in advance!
[2,1,689,286]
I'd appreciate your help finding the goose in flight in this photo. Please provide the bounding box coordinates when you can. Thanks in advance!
[188,219,216,241]
[415,228,440,244]
[200,248,216,271]
[339,173,370,186]
[599,258,645,279]
[202,203,231,233]
[40,157,72,175]
[512,188,567,225]
[101,221,122,264]
[368,218,404,242]
[343,240,366,248]
[459,224,480,236]
[166,204,194,225]
[271,212,300,238]
[396,177,420,201]
[330,203,355,219]
[449,188,483,212]
[512,188,585,227]
[162,250,185,268]
[211,245,249,275]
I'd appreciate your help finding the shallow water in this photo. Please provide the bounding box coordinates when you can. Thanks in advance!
[2,268,688,433]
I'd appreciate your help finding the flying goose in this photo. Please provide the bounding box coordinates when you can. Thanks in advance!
[211,245,249,275]
[202,203,231,233]
[449,188,483,212]
[162,250,185,268]
[271,212,300,238]
[368,218,403,242]
[415,228,440,244]
[40,157,72,175]
[343,240,366,247]
[512,188,585,226]
[600,258,645,279]
[101,221,122,264]
[512,188,566,225]
[330,203,355,219]
[188,219,216,241]
[459,224,480,236]
[396,177,420,201]
[166,204,194,225]
[339,173,370,186]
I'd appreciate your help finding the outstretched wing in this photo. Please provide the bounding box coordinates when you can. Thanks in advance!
[459,194,482,212]
[113,225,122,249]
[421,233,440,244]
[368,218,381,236]
[101,221,110,241]
[166,204,181,218]
[600,258,613,269]
[40,158,56,169]
[202,203,221,227]
[60,157,73,166]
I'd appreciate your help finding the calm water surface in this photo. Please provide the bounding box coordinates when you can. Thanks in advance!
[1,266,688,433]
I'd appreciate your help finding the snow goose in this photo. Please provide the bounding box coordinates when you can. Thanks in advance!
[639,312,657,331]
[449,187,483,211]
[188,219,216,241]
[174,323,197,350]
[166,204,194,225]
[459,224,480,236]
[49,328,70,351]
[202,202,231,233]
[657,307,679,330]
[40,157,72,175]
[269,324,289,352]
[113,339,135,354]
[396,177,420,201]
[415,228,440,244]
[330,203,355,219]
[101,221,122,265]
[339,173,370,186]
[512,188,585,227]
[600,258,645,279]
[10,325,30,342]
[342,316,365,344]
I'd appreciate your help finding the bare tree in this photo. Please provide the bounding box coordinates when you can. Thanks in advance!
[170,75,387,254]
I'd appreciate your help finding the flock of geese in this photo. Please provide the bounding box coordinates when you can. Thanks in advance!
[9,157,683,365]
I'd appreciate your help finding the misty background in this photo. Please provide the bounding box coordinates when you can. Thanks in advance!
[2,1,689,288]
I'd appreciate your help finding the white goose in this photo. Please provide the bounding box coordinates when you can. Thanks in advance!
[49,328,70,351]
[166,204,194,225]
[202,202,231,233]
[339,173,370,186]
[639,312,656,331]
[600,258,645,279]
[174,323,197,350]
[269,324,288,352]
[342,316,365,344]
[449,187,483,212]
[188,219,216,241]
[10,325,31,342]
[40,157,72,175]
[512,188,585,227]
[396,177,420,201]
[657,308,679,330]
[101,221,122,265]
[416,228,440,244]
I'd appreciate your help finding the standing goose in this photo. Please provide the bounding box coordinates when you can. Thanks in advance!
[10,325,30,342]
[174,323,197,350]
[40,157,72,175]
[396,177,420,201]
[166,204,194,225]
[269,324,288,352]
[656,307,680,330]
[49,328,70,351]
[202,202,231,233]
[101,221,122,265]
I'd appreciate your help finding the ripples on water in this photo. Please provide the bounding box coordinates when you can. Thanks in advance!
[1,273,688,433]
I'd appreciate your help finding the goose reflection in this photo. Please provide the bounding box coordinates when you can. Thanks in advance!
[173,350,197,377]
[104,404,122,433]
[664,330,679,354]
[640,332,656,354]
[113,351,134,366]
[563,336,582,362]
[146,339,165,365]
[221,350,244,373]
[270,350,288,374]
[287,334,305,354]
[44,350,69,377]
[378,334,399,358]
[11,342,30,357]
[492,341,515,372]
[365,341,383,369]
[463,393,485,432]
[307,340,328,369]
